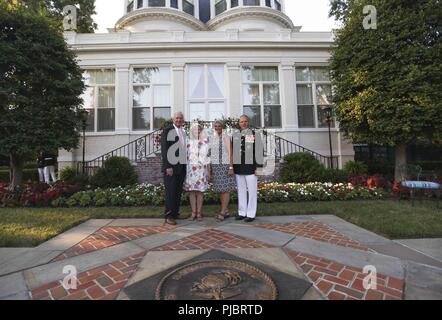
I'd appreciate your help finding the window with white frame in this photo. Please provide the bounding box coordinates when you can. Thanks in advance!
[183,0,195,15]
[81,69,115,132]
[296,67,334,128]
[187,64,226,121]
[132,67,171,131]
[242,66,281,128]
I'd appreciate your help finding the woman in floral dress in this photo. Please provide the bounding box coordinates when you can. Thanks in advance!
[184,123,211,221]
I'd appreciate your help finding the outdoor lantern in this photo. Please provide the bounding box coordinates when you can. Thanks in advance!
[320,105,334,169]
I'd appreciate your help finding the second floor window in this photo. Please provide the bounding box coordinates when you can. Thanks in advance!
[243,0,260,6]
[183,0,195,16]
[133,67,171,131]
[148,0,166,7]
[215,0,227,15]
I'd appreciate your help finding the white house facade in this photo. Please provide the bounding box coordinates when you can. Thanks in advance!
[59,0,355,174]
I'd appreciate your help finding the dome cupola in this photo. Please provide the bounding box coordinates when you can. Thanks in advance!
[115,0,293,32]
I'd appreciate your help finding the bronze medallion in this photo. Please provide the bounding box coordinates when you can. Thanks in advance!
[155,259,278,300]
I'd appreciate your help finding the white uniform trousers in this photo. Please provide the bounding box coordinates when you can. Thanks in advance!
[44,166,57,183]
[235,174,258,219]
[38,168,45,183]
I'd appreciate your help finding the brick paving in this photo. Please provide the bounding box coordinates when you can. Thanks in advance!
[285,249,405,300]
[53,226,175,261]
[152,229,273,251]
[31,252,146,300]
[256,222,368,251]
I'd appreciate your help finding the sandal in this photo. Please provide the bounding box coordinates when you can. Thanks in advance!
[189,212,197,221]
[216,213,226,222]
[197,212,203,222]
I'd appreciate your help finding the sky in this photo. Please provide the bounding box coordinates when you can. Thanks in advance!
[92,0,338,33]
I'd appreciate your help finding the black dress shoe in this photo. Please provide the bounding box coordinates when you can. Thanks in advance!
[235,216,246,221]
[165,218,177,226]
[244,218,255,223]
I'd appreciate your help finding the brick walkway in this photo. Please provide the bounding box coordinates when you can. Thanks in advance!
[285,249,404,300]
[4,216,440,301]
[256,222,368,251]
[153,229,273,251]
[31,252,146,300]
[53,226,175,261]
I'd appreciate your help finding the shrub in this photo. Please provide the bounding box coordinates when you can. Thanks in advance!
[366,160,395,176]
[59,166,90,187]
[280,153,325,183]
[0,169,38,183]
[320,168,349,184]
[59,166,76,182]
[90,157,138,188]
[344,161,368,176]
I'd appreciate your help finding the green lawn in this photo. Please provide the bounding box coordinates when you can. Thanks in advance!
[0,200,441,247]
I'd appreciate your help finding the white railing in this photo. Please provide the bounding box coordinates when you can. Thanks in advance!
[211,0,284,19]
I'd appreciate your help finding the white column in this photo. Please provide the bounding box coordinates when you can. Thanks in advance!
[145,0,149,8]
[115,64,131,134]
[172,63,186,115]
[271,0,275,10]
[260,0,266,7]
[210,0,216,19]
[178,0,183,10]
[166,0,171,8]
[280,0,286,13]
[227,0,231,10]
[281,61,297,129]
[194,0,200,19]
[239,0,244,7]
[124,0,129,14]
[227,62,242,118]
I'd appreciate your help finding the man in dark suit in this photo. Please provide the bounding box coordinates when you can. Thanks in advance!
[232,115,264,223]
[161,112,187,226]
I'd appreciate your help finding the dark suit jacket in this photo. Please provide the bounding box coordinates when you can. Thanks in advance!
[161,125,187,175]
[232,129,264,175]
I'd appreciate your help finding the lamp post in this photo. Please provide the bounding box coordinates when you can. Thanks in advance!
[322,106,334,169]
[79,110,89,174]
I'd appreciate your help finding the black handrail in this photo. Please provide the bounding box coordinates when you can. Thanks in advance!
[262,131,338,169]
[77,128,162,176]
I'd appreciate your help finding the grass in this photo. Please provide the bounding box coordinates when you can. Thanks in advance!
[0,200,441,247]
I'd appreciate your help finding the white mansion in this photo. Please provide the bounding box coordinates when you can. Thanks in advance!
[60,0,355,173]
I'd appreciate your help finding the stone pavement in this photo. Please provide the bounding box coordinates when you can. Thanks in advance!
[0,215,441,300]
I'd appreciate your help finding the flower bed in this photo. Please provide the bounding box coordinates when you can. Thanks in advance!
[0,182,82,207]
[51,182,388,208]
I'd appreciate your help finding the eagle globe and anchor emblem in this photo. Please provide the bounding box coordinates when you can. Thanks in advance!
[155,259,278,300]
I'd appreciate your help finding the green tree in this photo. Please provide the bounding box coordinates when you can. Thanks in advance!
[0,4,85,188]
[11,0,97,33]
[329,0,442,180]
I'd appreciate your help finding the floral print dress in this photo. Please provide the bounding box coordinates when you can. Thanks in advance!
[184,137,211,192]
